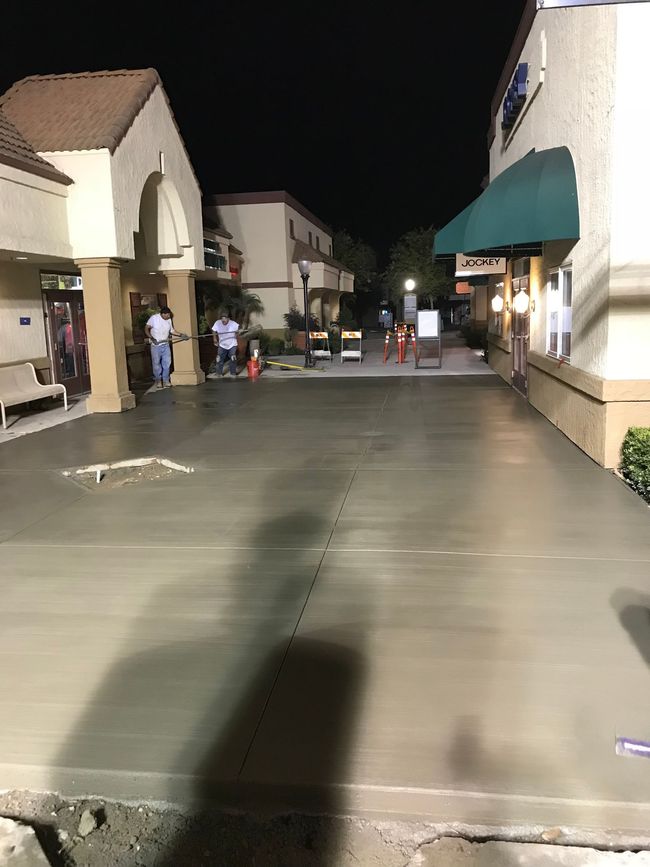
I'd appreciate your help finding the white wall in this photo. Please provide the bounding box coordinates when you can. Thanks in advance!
[606,2,650,380]
[489,5,617,377]
[339,271,354,294]
[252,286,297,330]
[43,86,203,269]
[285,205,332,254]
[219,202,289,285]
[42,149,118,260]
[0,262,47,363]
[292,262,342,293]
[110,86,203,270]
[0,165,71,259]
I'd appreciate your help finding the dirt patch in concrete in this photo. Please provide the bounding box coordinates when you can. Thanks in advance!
[61,457,193,491]
[71,462,178,491]
[2,791,650,867]
[0,791,432,866]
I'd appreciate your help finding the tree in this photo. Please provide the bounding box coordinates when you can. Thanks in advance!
[332,230,379,322]
[383,226,453,309]
[332,230,378,292]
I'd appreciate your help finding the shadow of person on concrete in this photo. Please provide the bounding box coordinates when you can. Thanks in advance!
[612,589,650,667]
[50,505,368,866]
[159,628,366,867]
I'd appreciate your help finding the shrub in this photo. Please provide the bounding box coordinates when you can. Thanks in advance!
[328,329,341,354]
[621,427,650,504]
[459,323,487,350]
[284,306,319,332]
[284,305,304,331]
[268,337,284,356]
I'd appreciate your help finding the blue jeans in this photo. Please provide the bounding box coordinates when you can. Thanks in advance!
[151,342,171,383]
[217,345,237,375]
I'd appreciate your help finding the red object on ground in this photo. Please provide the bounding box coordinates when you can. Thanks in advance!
[247,360,260,379]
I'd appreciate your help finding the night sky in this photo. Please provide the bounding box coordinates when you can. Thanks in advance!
[2,1,526,260]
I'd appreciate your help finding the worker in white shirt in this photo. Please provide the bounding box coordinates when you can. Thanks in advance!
[144,306,184,388]
[212,311,240,376]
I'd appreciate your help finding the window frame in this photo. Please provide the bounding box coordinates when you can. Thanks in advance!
[203,237,227,271]
[546,264,573,363]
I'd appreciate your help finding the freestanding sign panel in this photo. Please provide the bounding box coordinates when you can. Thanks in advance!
[415,310,442,369]
[416,310,439,338]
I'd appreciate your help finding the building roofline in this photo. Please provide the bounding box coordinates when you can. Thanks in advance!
[0,68,201,191]
[292,238,351,275]
[0,152,73,185]
[206,190,333,236]
[487,0,537,147]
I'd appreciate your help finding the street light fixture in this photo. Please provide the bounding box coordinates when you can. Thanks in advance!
[405,278,416,292]
[298,258,312,368]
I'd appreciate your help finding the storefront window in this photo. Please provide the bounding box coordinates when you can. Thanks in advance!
[547,266,572,361]
[130,293,168,344]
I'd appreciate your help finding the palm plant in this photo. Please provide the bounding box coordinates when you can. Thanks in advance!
[196,282,265,330]
[230,290,264,329]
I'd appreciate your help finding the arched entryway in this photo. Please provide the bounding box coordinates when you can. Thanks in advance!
[75,171,203,412]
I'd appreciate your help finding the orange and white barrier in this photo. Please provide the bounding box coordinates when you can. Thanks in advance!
[341,330,362,364]
[393,324,408,365]
[383,331,391,364]
[309,331,333,363]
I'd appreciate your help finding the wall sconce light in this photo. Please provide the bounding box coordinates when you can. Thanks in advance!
[491,294,504,314]
[512,291,536,313]
[513,289,530,315]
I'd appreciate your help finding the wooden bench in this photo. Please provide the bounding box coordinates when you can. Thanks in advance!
[0,363,68,429]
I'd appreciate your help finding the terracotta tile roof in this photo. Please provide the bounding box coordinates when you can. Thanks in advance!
[0,69,161,154]
[0,109,72,184]
[292,239,351,274]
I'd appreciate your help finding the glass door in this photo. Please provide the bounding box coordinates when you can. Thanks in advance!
[45,290,91,396]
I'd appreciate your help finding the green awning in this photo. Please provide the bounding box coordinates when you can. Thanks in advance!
[434,146,580,258]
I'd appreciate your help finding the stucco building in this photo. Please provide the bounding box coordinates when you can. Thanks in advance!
[204,192,354,335]
[0,68,206,412]
[435,0,650,468]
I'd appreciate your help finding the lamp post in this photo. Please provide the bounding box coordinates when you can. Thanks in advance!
[405,278,416,292]
[298,258,312,368]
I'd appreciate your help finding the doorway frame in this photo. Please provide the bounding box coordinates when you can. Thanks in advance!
[510,259,531,397]
[42,276,91,397]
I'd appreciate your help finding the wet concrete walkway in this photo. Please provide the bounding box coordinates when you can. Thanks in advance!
[1,373,650,834]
